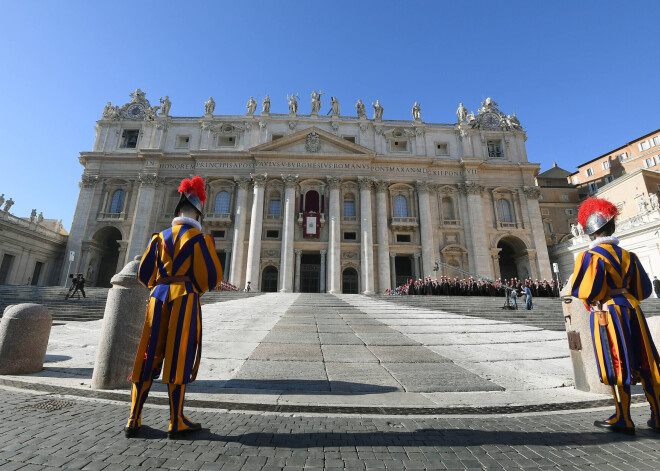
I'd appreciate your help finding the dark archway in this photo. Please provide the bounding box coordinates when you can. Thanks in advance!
[304,190,320,213]
[342,267,359,294]
[497,236,529,281]
[395,256,413,287]
[261,266,278,292]
[94,226,122,287]
[301,253,321,293]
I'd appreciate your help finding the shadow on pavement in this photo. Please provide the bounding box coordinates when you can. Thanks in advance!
[192,379,400,394]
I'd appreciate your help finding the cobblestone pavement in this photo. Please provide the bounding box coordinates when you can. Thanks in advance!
[2,388,660,471]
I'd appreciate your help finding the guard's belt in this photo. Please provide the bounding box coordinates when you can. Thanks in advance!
[607,288,629,297]
[155,276,191,285]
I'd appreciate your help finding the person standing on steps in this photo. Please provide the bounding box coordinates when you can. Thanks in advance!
[524,284,532,310]
[124,176,222,439]
[571,197,660,435]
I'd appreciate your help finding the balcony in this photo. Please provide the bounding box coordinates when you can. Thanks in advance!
[342,216,358,223]
[390,217,419,230]
[97,212,127,222]
[264,214,282,222]
[497,221,519,230]
[205,212,232,226]
[297,212,326,227]
[440,219,461,227]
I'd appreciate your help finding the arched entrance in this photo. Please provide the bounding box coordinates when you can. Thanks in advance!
[497,236,530,281]
[342,267,359,293]
[394,256,413,287]
[261,266,278,292]
[94,227,122,287]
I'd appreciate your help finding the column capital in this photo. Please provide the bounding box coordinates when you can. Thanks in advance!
[320,249,327,255]
[295,249,303,255]
[251,173,268,187]
[282,174,299,189]
[458,181,484,195]
[415,180,435,193]
[374,180,390,193]
[389,252,396,258]
[358,176,374,191]
[523,186,541,200]
[413,252,421,259]
[138,173,158,187]
[326,176,342,189]
[81,174,99,188]
[235,176,251,190]
[224,248,232,253]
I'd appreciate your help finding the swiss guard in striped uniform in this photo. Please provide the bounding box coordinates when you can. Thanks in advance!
[125,176,222,438]
[571,197,660,434]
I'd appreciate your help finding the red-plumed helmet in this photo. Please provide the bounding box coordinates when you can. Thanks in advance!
[174,175,207,217]
[577,197,618,235]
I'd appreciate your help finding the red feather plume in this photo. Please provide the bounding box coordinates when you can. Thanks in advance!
[178,175,207,204]
[577,197,618,229]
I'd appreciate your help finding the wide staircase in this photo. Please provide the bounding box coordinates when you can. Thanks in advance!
[0,285,262,322]
[375,294,660,332]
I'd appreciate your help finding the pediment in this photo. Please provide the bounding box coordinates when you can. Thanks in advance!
[250,126,375,157]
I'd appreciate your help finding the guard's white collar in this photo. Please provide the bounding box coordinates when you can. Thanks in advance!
[589,235,619,249]
[172,216,201,231]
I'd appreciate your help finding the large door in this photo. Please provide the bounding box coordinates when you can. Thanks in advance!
[342,267,359,294]
[395,256,413,288]
[300,253,321,293]
[261,266,278,292]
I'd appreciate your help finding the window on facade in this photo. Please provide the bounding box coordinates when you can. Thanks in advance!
[544,222,553,233]
[565,209,574,215]
[617,152,627,161]
[217,135,235,147]
[343,197,355,217]
[588,182,598,194]
[653,136,660,147]
[585,168,594,177]
[391,140,408,152]
[266,230,279,239]
[487,140,503,158]
[396,234,411,243]
[435,142,449,156]
[212,230,226,239]
[561,194,569,201]
[269,195,281,215]
[175,135,190,148]
[604,175,614,183]
[120,130,139,148]
[644,157,656,168]
[109,190,125,213]
[215,191,230,213]
[343,136,356,143]
[343,232,357,240]
[640,141,650,151]
[602,160,610,170]
[497,199,513,222]
[441,196,455,220]
[394,195,408,217]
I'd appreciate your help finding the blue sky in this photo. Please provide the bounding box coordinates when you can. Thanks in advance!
[1,1,658,229]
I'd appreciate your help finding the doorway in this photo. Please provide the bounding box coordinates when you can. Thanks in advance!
[342,267,359,293]
[261,266,278,292]
[94,227,122,287]
[300,253,321,293]
[394,255,413,287]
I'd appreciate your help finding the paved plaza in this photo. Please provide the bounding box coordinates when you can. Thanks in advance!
[1,293,660,469]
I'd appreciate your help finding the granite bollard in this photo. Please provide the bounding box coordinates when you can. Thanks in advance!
[0,303,52,374]
[91,256,148,389]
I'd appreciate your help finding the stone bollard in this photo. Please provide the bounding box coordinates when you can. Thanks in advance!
[91,256,148,389]
[0,303,52,374]
[560,277,611,394]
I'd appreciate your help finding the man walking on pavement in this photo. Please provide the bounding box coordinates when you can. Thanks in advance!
[125,176,222,439]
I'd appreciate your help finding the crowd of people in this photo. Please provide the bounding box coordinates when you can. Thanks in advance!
[385,275,560,298]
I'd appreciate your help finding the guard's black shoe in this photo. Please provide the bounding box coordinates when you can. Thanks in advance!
[124,426,140,438]
[593,420,635,435]
[647,419,660,433]
[167,422,201,439]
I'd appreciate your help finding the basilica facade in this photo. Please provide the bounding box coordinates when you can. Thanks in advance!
[62,90,552,292]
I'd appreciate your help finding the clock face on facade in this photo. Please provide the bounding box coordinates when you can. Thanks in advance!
[127,104,144,119]
[482,113,500,128]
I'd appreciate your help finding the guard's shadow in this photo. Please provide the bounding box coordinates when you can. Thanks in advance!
[190,379,399,395]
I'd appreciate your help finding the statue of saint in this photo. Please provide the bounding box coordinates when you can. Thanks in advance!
[262,95,271,113]
[372,100,383,120]
[30,209,37,222]
[330,96,340,116]
[412,102,421,120]
[310,90,323,114]
[204,97,215,115]
[159,96,171,116]
[246,96,257,116]
[102,102,114,118]
[510,113,521,129]
[37,212,44,224]
[570,223,579,238]
[287,93,298,114]
[650,193,659,210]
[3,198,14,212]
[0,194,4,207]
[456,102,468,123]
[356,99,366,119]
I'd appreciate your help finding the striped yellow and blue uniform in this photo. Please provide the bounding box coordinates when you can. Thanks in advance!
[129,223,222,385]
[571,241,660,428]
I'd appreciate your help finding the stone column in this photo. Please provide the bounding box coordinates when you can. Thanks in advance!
[279,175,298,292]
[294,249,302,292]
[358,177,375,294]
[116,241,129,274]
[245,174,267,291]
[523,186,553,279]
[413,253,421,280]
[460,182,492,278]
[60,175,99,284]
[375,180,391,292]
[126,174,159,262]
[416,181,437,279]
[229,177,250,287]
[320,249,327,293]
[327,176,342,293]
[389,252,397,288]
[223,249,231,281]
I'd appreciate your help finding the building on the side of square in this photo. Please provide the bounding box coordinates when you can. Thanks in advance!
[0,199,68,285]
[536,163,580,248]
[569,128,660,197]
[62,90,552,291]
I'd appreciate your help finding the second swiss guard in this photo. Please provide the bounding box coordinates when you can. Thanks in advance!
[124,176,222,439]
[571,197,660,434]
